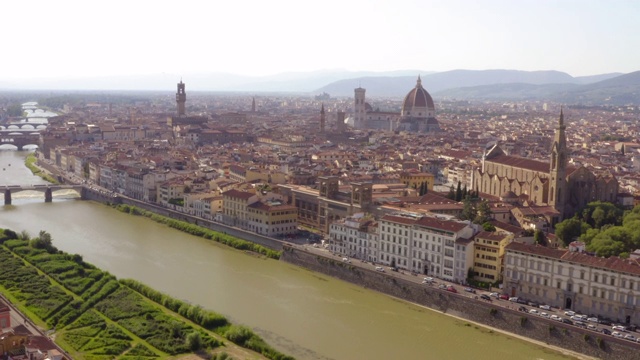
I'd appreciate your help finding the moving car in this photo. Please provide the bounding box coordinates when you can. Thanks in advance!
[489,292,500,298]
[539,304,551,310]
[539,312,550,318]
[480,294,491,301]
[423,277,434,283]
[624,334,637,342]
[375,266,385,272]
[564,310,576,317]
[612,331,623,338]
[463,287,476,293]
[529,309,539,315]
[587,317,599,323]
[446,286,458,293]
[499,294,510,300]
[550,315,562,321]
[509,297,519,302]
[601,328,611,335]
[587,324,597,331]
[561,318,574,325]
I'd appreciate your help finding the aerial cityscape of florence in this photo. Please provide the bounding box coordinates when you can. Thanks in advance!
[1,1,640,359]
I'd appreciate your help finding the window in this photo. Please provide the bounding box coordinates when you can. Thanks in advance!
[557,281,561,289]
[594,274,599,283]
[610,278,615,286]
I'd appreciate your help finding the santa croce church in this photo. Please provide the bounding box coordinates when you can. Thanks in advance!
[472,110,619,226]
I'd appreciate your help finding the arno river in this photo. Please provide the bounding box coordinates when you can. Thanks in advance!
[0,150,577,360]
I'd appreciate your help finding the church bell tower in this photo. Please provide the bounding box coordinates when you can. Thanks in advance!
[549,109,567,219]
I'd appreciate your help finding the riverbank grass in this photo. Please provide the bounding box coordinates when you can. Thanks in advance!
[114,204,282,259]
[24,153,58,183]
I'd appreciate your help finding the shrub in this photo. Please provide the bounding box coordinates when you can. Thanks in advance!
[596,337,605,350]
[489,308,497,316]
[186,331,202,351]
[548,325,555,333]
[520,317,527,327]
[583,333,591,342]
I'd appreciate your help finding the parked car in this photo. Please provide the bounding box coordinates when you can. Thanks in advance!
[516,298,528,304]
[574,321,587,328]
[499,294,510,300]
[423,277,434,283]
[518,306,527,312]
[587,324,597,331]
[587,317,599,323]
[438,284,448,290]
[342,257,350,263]
[601,328,611,335]
[463,287,476,293]
[612,331,624,338]
[624,334,637,342]
[598,319,612,326]
[529,309,539,315]
[539,312,550,318]
[480,294,491,301]
[626,325,638,332]
[509,297,519,302]
[375,266,385,272]
[550,314,562,321]
[539,304,551,310]
[564,310,576,317]
[446,286,458,293]
[528,301,539,307]
[562,318,574,325]
[489,292,500,298]
[612,325,626,332]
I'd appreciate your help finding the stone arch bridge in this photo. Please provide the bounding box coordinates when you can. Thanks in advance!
[3,184,85,204]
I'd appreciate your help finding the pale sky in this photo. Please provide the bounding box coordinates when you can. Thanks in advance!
[2,0,639,80]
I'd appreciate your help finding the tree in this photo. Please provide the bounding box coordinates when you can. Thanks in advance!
[534,230,546,246]
[474,200,492,224]
[455,181,462,202]
[30,230,54,251]
[460,197,477,221]
[446,185,455,200]
[555,218,590,246]
[482,222,496,232]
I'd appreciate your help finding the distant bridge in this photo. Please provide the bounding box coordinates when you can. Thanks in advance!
[3,184,85,204]
[0,133,41,149]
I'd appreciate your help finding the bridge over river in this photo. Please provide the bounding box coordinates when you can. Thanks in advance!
[3,184,84,204]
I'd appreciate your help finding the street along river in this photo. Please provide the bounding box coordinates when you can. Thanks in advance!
[0,150,578,360]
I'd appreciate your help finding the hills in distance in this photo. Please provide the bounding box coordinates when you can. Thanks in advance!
[315,69,640,105]
[2,69,639,105]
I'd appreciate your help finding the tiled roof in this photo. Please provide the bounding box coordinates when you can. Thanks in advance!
[489,154,549,173]
[415,216,468,232]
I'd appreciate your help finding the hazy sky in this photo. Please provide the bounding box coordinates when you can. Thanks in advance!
[3,0,639,79]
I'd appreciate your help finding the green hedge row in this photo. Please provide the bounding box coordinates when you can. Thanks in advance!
[120,279,228,330]
[114,204,281,259]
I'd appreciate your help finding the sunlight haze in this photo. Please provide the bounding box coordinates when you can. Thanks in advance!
[2,0,639,80]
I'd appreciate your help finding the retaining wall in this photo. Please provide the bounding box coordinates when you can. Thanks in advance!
[281,246,640,360]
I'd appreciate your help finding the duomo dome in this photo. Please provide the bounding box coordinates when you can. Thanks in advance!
[401,75,435,118]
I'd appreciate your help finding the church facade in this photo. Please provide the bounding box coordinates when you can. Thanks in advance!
[471,110,618,225]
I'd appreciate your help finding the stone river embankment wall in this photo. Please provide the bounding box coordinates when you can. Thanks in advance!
[281,246,639,360]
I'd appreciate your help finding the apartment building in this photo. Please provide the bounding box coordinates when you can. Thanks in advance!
[328,214,379,262]
[472,231,514,283]
[503,242,640,325]
[379,213,476,281]
[246,200,297,236]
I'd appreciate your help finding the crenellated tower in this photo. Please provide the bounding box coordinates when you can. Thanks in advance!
[176,80,186,116]
[549,108,567,219]
[320,104,325,133]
